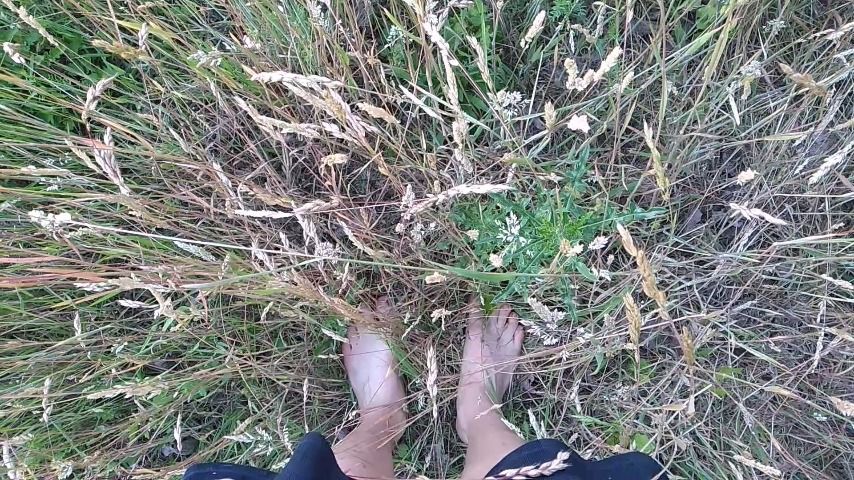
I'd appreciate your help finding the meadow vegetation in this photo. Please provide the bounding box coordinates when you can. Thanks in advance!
[1,0,852,478]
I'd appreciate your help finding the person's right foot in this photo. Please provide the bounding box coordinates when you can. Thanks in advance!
[456,302,524,443]
[342,297,407,438]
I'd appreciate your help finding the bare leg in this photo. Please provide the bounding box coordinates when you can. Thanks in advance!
[457,303,526,479]
[333,298,406,480]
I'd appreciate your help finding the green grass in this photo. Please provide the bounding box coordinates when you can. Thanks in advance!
[2,0,853,478]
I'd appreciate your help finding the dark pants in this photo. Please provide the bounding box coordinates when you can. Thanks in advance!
[184,431,667,480]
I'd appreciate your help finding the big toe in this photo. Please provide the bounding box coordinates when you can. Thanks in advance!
[466,301,484,340]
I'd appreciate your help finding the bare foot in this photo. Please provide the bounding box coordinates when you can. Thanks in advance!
[456,302,524,443]
[342,297,407,438]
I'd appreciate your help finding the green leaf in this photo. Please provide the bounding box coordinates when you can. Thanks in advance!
[592,351,606,374]
[631,433,655,454]
[439,264,519,283]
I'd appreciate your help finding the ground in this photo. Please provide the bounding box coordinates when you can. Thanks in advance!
[1,0,852,479]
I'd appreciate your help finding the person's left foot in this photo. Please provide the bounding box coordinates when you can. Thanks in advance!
[342,297,407,437]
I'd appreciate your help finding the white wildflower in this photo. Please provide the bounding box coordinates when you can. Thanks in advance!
[590,267,611,282]
[736,168,758,185]
[560,240,584,257]
[489,253,504,268]
[527,297,565,326]
[314,241,340,260]
[385,25,404,47]
[566,114,591,134]
[424,272,447,284]
[522,297,565,346]
[307,0,330,29]
[763,19,787,37]
[576,326,594,344]
[488,90,527,117]
[587,235,609,250]
[3,42,25,64]
[499,212,523,244]
[241,34,260,50]
[739,61,764,79]
[52,461,73,480]
[464,229,480,241]
[28,210,72,235]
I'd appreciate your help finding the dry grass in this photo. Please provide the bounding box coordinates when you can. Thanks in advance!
[1,0,852,479]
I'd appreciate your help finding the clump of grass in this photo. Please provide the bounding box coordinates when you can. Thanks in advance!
[1,0,853,479]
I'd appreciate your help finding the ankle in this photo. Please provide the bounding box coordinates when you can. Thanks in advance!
[456,401,503,444]
[359,404,407,440]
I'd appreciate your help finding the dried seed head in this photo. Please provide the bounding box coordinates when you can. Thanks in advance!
[543,101,556,131]
[426,344,438,419]
[356,102,400,125]
[424,272,447,284]
[82,76,116,122]
[778,62,827,97]
[732,454,782,478]
[138,23,150,49]
[616,223,638,257]
[3,42,25,64]
[466,35,493,90]
[520,10,546,49]
[642,120,670,201]
[830,397,854,417]
[623,294,642,351]
[808,140,853,185]
[679,326,695,369]
[736,168,758,185]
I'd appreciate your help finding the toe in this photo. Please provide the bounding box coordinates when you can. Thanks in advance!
[513,325,524,348]
[496,303,511,328]
[501,311,519,345]
[466,298,484,339]
[346,325,360,346]
[342,329,354,357]
[375,296,393,315]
